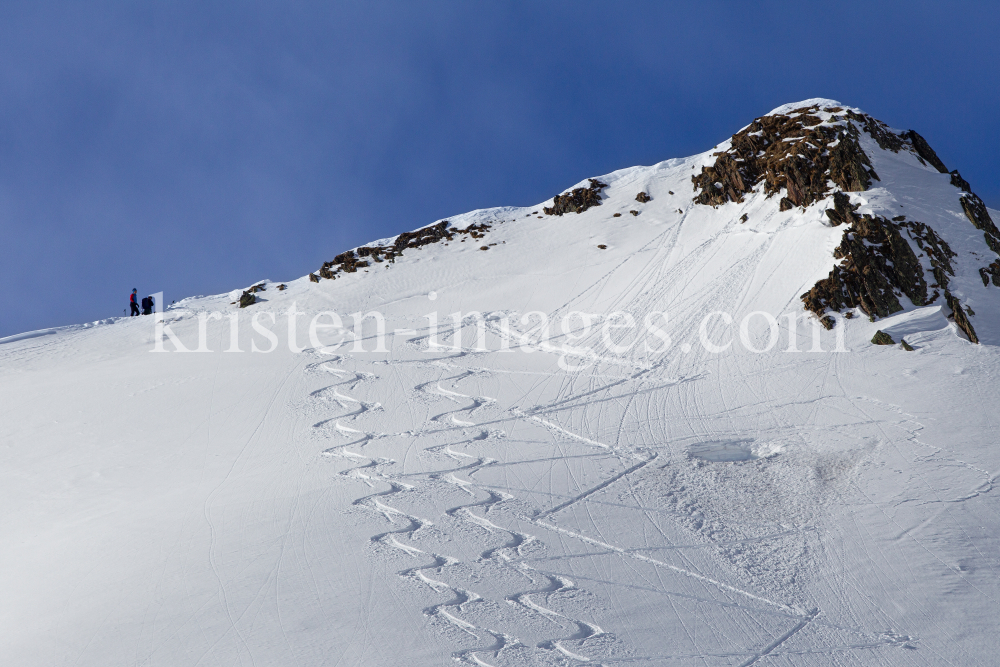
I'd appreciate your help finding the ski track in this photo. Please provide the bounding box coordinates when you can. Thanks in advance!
[302,335,922,665]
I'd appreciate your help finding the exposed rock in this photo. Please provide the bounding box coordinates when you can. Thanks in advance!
[629,210,639,216]
[635,192,652,203]
[847,110,903,152]
[982,260,1000,287]
[901,339,915,351]
[597,244,607,249]
[315,220,494,280]
[779,198,794,212]
[825,192,860,226]
[480,246,488,251]
[613,213,622,218]
[544,179,608,216]
[950,170,972,192]
[247,283,266,293]
[239,291,256,308]
[740,214,748,223]
[901,130,948,172]
[945,291,979,343]
[871,330,895,345]
[308,273,319,283]
[828,128,875,192]
[959,194,1000,253]
[691,107,879,210]
[692,106,949,213]
[394,220,453,250]
[801,214,954,328]
[277,284,287,291]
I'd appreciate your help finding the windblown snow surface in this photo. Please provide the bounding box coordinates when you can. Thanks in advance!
[3,100,1000,666]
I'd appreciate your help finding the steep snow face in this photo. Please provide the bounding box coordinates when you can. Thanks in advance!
[2,101,1000,666]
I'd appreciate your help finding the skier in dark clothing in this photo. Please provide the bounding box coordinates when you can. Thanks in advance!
[141,295,155,315]
[130,289,140,316]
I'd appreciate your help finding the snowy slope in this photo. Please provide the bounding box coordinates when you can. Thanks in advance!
[2,99,1000,666]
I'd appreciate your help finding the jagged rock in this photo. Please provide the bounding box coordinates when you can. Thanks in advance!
[906,219,956,289]
[247,283,266,293]
[945,291,979,343]
[982,260,1000,287]
[740,214,748,223]
[277,284,287,291]
[692,108,878,209]
[801,214,954,327]
[828,129,874,192]
[239,291,256,308]
[597,244,607,249]
[959,194,1000,254]
[848,110,903,152]
[950,170,972,192]
[779,197,794,212]
[826,192,860,226]
[668,190,674,195]
[901,339,915,351]
[692,106,947,212]
[314,220,491,281]
[544,179,608,216]
[308,273,319,283]
[629,210,639,216]
[635,192,651,203]
[901,130,948,172]
[871,330,895,345]
[394,221,452,250]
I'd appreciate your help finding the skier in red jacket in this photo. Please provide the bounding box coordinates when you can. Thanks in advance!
[130,289,140,316]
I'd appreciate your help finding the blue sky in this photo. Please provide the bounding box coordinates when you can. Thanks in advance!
[1,1,997,337]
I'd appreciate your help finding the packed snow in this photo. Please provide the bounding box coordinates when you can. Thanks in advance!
[2,100,999,665]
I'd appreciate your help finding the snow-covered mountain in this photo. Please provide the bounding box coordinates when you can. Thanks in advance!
[3,99,999,666]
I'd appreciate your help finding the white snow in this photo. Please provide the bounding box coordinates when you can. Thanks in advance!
[2,102,999,665]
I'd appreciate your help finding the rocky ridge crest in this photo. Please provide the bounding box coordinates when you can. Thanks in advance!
[692,101,999,342]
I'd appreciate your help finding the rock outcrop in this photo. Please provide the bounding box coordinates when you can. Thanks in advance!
[902,130,948,173]
[960,194,1000,254]
[871,330,895,345]
[691,104,955,211]
[544,179,608,216]
[981,260,1000,287]
[239,291,256,308]
[801,215,955,328]
[691,105,879,209]
[946,291,979,343]
[825,192,860,226]
[315,221,492,280]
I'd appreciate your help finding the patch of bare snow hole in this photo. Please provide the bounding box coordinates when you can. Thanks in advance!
[687,439,782,462]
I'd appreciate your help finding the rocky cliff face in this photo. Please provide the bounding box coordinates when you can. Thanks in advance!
[691,101,999,342]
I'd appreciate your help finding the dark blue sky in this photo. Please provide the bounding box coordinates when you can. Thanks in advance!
[1,1,997,337]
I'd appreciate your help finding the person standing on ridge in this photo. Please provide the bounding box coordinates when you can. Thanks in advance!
[130,289,140,316]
